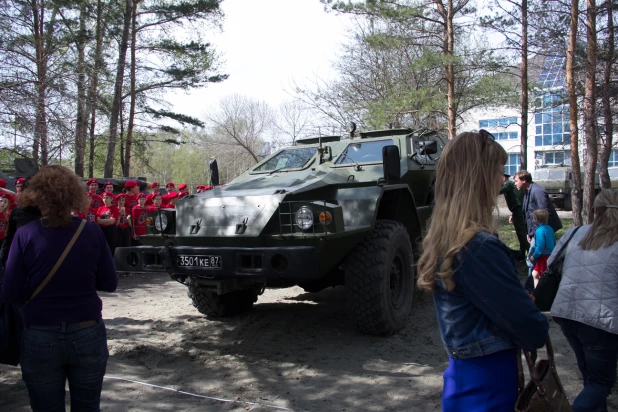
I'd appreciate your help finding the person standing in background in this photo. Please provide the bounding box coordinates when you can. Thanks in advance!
[114,194,131,249]
[124,180,139,209]
[96,192,119,255]
[551,189,618,411]
[500,173,529,260]
[514,170,562,240]
[2,165,117,412]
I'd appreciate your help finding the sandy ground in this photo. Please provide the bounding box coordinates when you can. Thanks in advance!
[1,267,617,411]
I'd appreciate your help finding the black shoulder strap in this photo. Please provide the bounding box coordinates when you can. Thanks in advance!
[553,226,582,262]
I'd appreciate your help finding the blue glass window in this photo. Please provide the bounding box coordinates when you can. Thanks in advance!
[479,120,488,128]
[505,153,521,176]
[509,132,518,139]
[488,119,498,127]
[609,149,618,167]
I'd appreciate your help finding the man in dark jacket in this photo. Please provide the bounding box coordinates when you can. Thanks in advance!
[500,173,529,259]
[514,170,563,240]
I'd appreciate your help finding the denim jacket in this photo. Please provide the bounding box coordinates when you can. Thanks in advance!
[433,232,549,359]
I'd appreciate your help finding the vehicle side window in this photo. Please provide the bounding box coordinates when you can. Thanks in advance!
[335,139,394,165]
[253,148,317,172]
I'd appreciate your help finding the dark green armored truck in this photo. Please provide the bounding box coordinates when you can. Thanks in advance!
[115,128,445,336]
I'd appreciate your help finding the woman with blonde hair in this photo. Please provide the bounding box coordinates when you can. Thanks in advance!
[2,165,117,411]
[550,189,618,411]
[416,130,549,411]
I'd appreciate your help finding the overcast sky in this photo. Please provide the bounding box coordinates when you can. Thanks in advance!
[166,0,351,120]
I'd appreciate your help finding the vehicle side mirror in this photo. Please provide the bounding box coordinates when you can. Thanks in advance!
[209,158,219,186]
[382,145,400,184]
[419,140,438,155]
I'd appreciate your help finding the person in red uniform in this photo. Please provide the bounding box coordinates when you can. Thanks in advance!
[0,193,10,242]
[96,192,119,255]
[115,193,131,248]
[103,181,117,206]
[149,193,163,211]
[15,177,25,193]
[0,178,16,206]
[131,194,148,236]
[145,182,159,206]
[124,180,139,209]
[167,192,179,209]
[86,178,103,211]
[178,183,189,198]
[162,182,176,205]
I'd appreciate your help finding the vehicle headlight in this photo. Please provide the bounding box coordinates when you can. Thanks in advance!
[154,213,168,231]
[295,206,314,230]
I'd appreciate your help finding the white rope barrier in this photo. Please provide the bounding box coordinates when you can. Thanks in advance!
[104,375,292,411]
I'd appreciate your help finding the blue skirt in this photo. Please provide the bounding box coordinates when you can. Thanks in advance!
[443,348,518,412]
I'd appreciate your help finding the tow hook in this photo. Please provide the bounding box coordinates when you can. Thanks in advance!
[159,239,176,271]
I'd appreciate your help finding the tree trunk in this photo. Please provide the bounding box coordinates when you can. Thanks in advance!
[87,0,104,178]
[434,0,456,139]
[74,1,88,177]
[599,2,614,190]
[520,0,528,171]
[124,0,139,177]
[104,0,133,177]
[31,0,47,164]
[567,0,583,226]
[583,0,597,224]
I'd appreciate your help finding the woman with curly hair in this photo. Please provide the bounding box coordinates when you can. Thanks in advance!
[416,131,549,411]
[2,165,117,411]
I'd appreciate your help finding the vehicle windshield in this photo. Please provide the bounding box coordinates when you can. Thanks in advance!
[335,139,394,165]
[253,147,317,172]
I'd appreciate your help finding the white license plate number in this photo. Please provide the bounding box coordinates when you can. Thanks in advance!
[177,255,222,268]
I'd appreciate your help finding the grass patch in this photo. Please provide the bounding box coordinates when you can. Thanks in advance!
[496,217,575,251]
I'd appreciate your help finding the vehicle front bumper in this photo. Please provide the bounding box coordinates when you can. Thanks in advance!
[114,245,319,280]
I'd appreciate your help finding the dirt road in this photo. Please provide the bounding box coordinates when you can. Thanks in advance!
[1,270,616,411]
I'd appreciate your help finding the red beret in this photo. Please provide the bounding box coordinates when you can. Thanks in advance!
[102,192,114,198]
[0,179,6,188]
[166,182,175,188]
[15,178,25,185]
[124,180,138,188]
[151,182,159,187]
[178,183,187,190]
[0,192,10,199]
[115,193,127,200]
[87,178,98,185]
[137,193,146,199]
[104,181,113,187]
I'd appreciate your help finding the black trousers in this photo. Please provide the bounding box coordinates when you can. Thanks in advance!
[117,227,131,249]
[100,225,117,256]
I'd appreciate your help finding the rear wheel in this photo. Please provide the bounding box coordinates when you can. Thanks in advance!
[344,220,415,336]
[187,286,258,317]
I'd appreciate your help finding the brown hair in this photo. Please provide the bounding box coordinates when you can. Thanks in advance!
[514,170,532,183]
[417,131,508,292]
[579,189,618,250]
[532,209,549,225]
[18,165,90,227]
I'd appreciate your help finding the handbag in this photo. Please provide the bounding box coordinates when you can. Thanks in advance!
[534,226,581,312]
[0,219,86,366]
[515,336,572,411]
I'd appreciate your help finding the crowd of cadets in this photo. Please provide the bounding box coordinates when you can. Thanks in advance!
[0,176,214,256]
[0,177,25,243]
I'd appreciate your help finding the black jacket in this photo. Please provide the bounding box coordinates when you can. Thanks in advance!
[522,183,562,236]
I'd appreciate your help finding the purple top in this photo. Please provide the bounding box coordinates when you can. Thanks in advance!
[2,217,117,326]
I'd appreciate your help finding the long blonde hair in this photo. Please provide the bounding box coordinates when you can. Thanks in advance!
[417,131,507,292]
[579,189,618,251]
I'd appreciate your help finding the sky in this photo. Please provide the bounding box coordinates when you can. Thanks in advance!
[166,0,351,120]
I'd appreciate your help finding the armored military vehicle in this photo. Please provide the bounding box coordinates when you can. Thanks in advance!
[534,166,600,210]
[114,128,445,336]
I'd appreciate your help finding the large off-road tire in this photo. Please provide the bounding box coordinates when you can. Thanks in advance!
[187,286,258,317]
[344,220,415,336]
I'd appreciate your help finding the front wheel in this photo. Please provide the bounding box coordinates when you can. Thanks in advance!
[344,220,415,336]
[187,286,258,317]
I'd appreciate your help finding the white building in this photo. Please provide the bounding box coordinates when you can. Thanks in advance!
[459,54,618,176]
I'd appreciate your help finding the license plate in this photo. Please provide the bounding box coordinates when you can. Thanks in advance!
[177,255,222,268]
